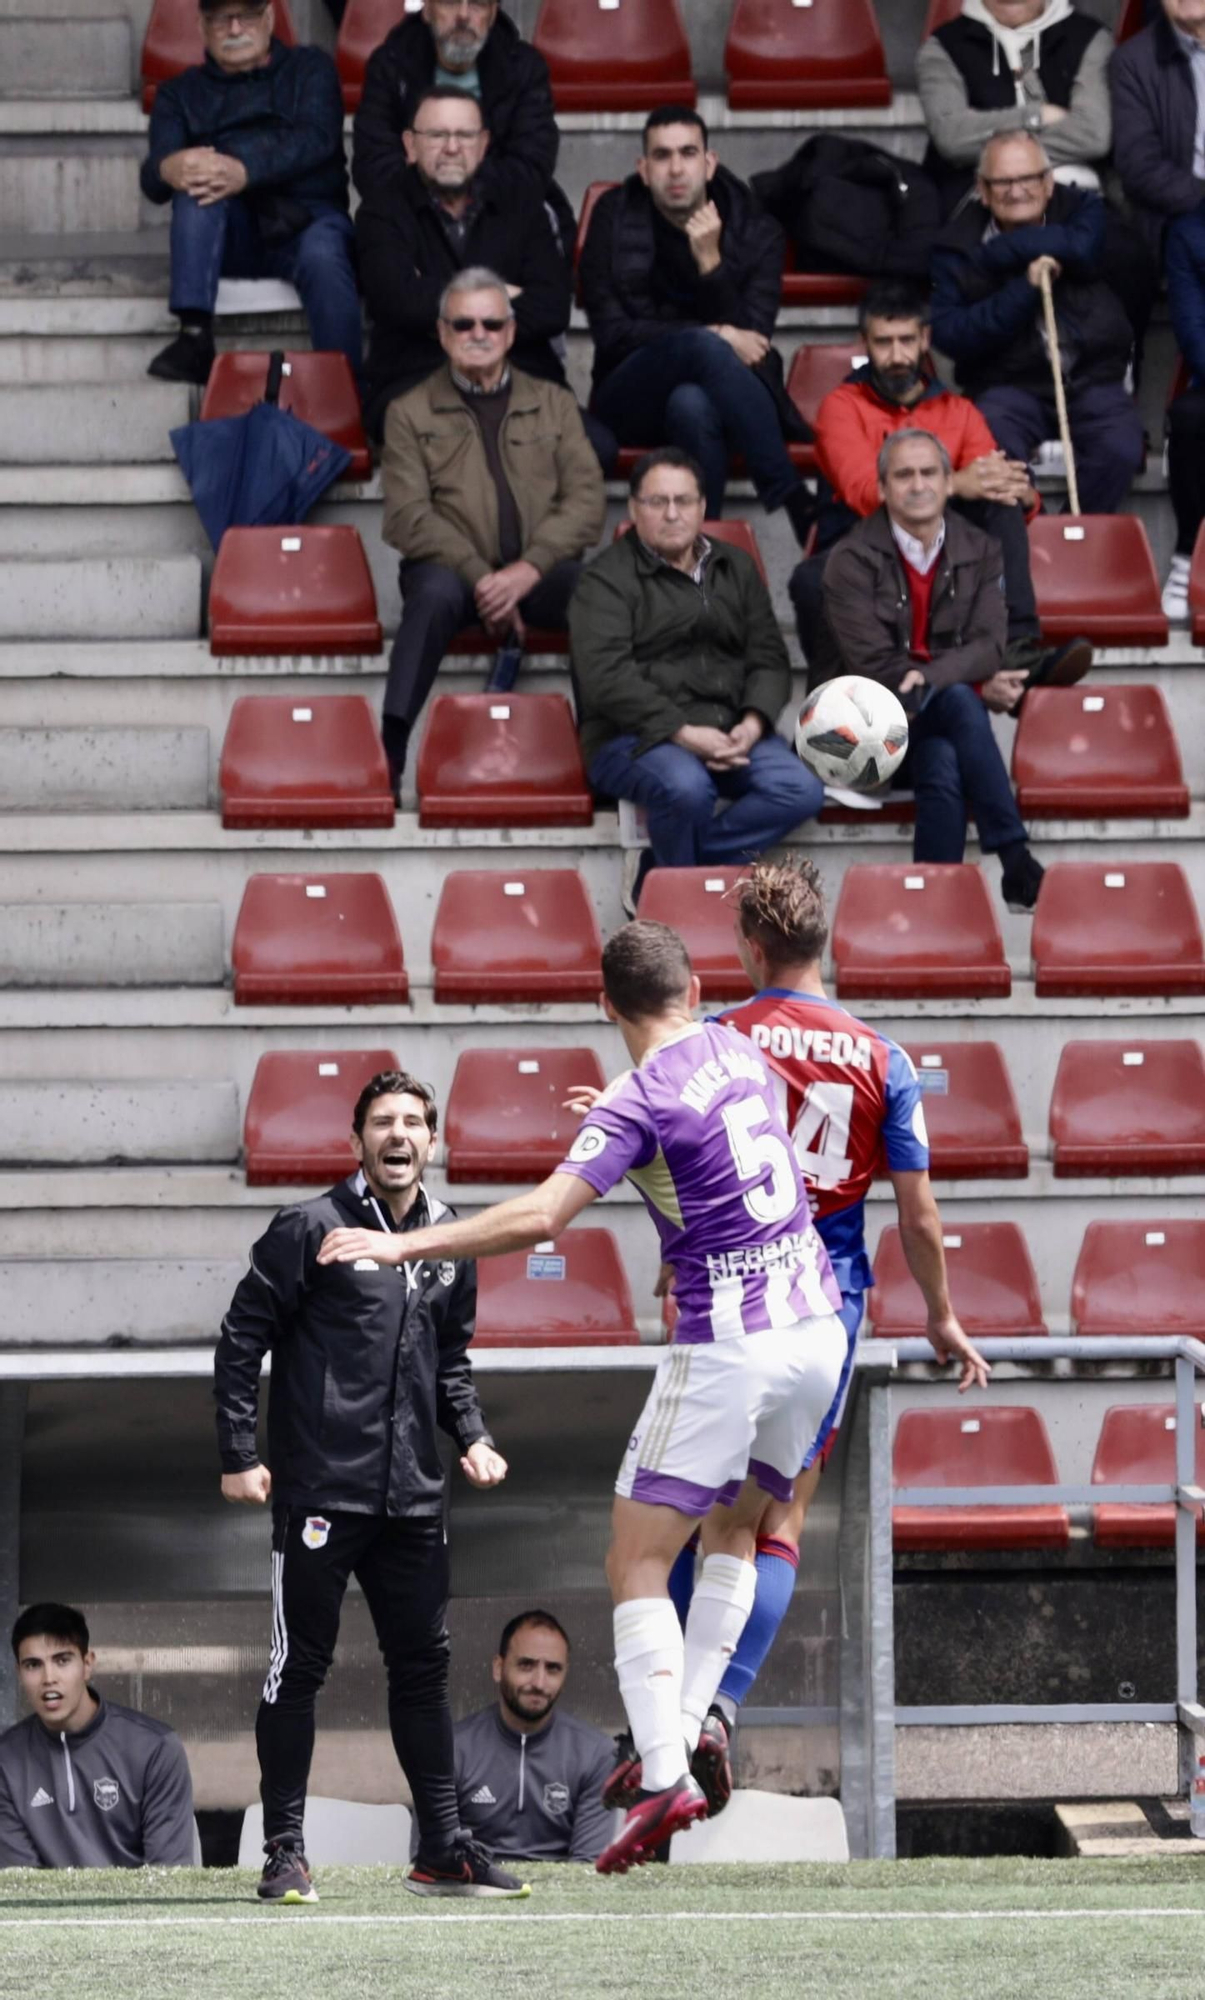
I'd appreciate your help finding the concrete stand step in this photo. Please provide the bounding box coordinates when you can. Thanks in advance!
[0,379,187,461]
[0,900,224,986]
[1056,1799,1203,1857]
[0,726,210,809]
[0,555,200,638]
[0,1078,239,1163]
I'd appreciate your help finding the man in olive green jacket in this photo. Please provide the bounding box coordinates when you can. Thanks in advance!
[570,447,822,899]
[379,265,606,787]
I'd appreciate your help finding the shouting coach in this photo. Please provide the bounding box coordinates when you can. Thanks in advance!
[214,1068,526,1904]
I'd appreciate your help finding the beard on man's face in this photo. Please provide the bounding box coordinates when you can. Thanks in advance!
[875,360,923,401]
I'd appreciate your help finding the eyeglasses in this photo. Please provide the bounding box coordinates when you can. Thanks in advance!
[980,171,1049,192]
[632,492,703,512]
[444,315,508,332]
[411,127,481,146]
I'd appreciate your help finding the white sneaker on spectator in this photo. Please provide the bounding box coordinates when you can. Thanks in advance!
[1162,554,1191,623]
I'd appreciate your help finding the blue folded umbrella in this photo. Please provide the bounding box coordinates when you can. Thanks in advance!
[170,356,353,549]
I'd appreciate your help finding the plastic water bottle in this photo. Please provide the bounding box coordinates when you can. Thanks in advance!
[1190,1756,1205,1838]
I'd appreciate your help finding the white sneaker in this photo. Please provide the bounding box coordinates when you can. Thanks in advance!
[1162,553,1191,623]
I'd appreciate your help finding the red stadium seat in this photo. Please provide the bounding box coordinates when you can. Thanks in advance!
[200,353,371,481]
[475,1228,640,1346]
[922,0,961,32]
[232,873,408,1006]
[614,516,768,584]
[785,342,867,476]
[832,864,1010,1000]
[893,1407,1069,1552]
[725,0,891,109]
[243,1047,400,1184]
[869,1222,1047,1339]
[1027,515,1168,647]
[209,527,383,657]
[142,0,296,108]
[635,868,753,1001]
[903,1043,1028,1180]
[219,695,394,830]
[416,695,592,829]
[1071,1220,1205,1339]
[336,0,407,110]
[1092,1404,1205,1548]
[431,869,602,1004]
[780,249,868,308]
[443,1046,607,1182]
[1049,1039,1205,1177]
[444,626,570,657]
[1032,863,1205,998]
[573,180,617,308]
[1114,0,1146,39]
[1011,685,1189,819]
[534,0,694,110]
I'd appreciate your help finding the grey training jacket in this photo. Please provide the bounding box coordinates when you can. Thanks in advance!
[435,1706,615,1862]
[0,1693,196,1868]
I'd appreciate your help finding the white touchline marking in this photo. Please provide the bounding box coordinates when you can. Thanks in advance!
[1,1909,1204,1931]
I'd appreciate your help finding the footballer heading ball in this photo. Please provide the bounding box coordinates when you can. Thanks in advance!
[794,675,909,794]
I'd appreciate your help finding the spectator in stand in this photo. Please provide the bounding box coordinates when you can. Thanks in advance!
[570,447,823,911]
[579,107,816,541]
[820,430,1046,912]
[142,0,358,388]
[380,268,605,794]
[0,1603,196,1869]
[917,0,1112,216]
[1111,0,1205,265]
[352,0,572,249]
[1160,208,1205,617]
[931,132,1145,516]
[356,88,612,464]
[447,1611,614,1864]
[790,280,1090,693]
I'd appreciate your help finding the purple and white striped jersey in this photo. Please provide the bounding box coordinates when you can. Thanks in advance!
[554,1020,843,1344]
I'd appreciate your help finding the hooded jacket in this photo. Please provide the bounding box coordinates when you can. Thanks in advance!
[1111,13,1205,255]
[0,1695,195,1869]
[214,1175,489,1517]
[141,40,348,236]
[444,1706,615,1863]
[569,529,791,770]
[819,505,1006,696]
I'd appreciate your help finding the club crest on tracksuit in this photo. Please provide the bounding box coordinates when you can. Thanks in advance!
[301,1516,331,1550]
[543,1781,570,1816]
[93,1777,120,1812]
[437,1262,456,1287]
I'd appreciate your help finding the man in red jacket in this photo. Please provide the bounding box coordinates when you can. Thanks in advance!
[790,278,1090,696]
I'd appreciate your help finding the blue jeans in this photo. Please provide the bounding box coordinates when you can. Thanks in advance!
[907,682,1027,863]
[589,731,823,869]
[168,193,362,381]
[592,329,799,516]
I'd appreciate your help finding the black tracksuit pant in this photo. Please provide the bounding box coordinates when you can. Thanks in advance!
[257,1505,459,1855]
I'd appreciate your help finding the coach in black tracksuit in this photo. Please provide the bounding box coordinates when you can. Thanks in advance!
[214,1068,515,1899]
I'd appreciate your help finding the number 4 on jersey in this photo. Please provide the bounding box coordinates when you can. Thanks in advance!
[792,1082,854,1191]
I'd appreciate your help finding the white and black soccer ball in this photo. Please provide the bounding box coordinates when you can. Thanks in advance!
[793,675,909,794]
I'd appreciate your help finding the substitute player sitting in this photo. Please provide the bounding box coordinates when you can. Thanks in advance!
[659,858,990,1769]
[319,920,850,1875]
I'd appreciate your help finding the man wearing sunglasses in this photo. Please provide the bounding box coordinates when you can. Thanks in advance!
[141,0,358,387]
[378,266,606,793]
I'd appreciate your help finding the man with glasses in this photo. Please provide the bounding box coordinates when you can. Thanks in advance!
[930,130,1144,514]
[569,447,823,908]
[141,0,358,386]
[378,267,605,792]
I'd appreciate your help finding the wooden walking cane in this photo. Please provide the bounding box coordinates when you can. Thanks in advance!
[1039,261,1080,515]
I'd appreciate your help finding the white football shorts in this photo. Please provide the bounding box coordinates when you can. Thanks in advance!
[614,1312,850,1517]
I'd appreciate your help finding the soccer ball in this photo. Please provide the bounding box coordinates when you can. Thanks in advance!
[794,675,909,794]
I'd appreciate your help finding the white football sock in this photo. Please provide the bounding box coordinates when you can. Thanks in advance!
[613,1597,688,1793]
[680,1553,757,1747]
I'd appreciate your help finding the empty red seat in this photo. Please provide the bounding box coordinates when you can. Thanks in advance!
[1049,1039,1205,1177]
[1011,685,1189,819]
[785,342,866,474]
[614,516,768,584]
[635,867,753,1001]
[432,869,602,1004]
[1071,1220,1205,1338]
[243,1047,400,1184]
[444,1046,607,1182]
[832,864,1010,1000]
[417,695,591,829]
[200,352,371,481]
[534,0,694,109]
[475,1228,640,1346]
[780,249,868,308]
[869,1221,1047,1339]
[335,0,406,110]
[142,0,295,108]
[1032,863,1205,998]
[219,695,393,830]
[893,1406,1069,1552]
[1092,1404,1205,1548]
[232,873,408,1006]
[209,527,382,657]
[1027,515,1168,647]
[725,0,891,108]
[902,1042,1028,1180]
